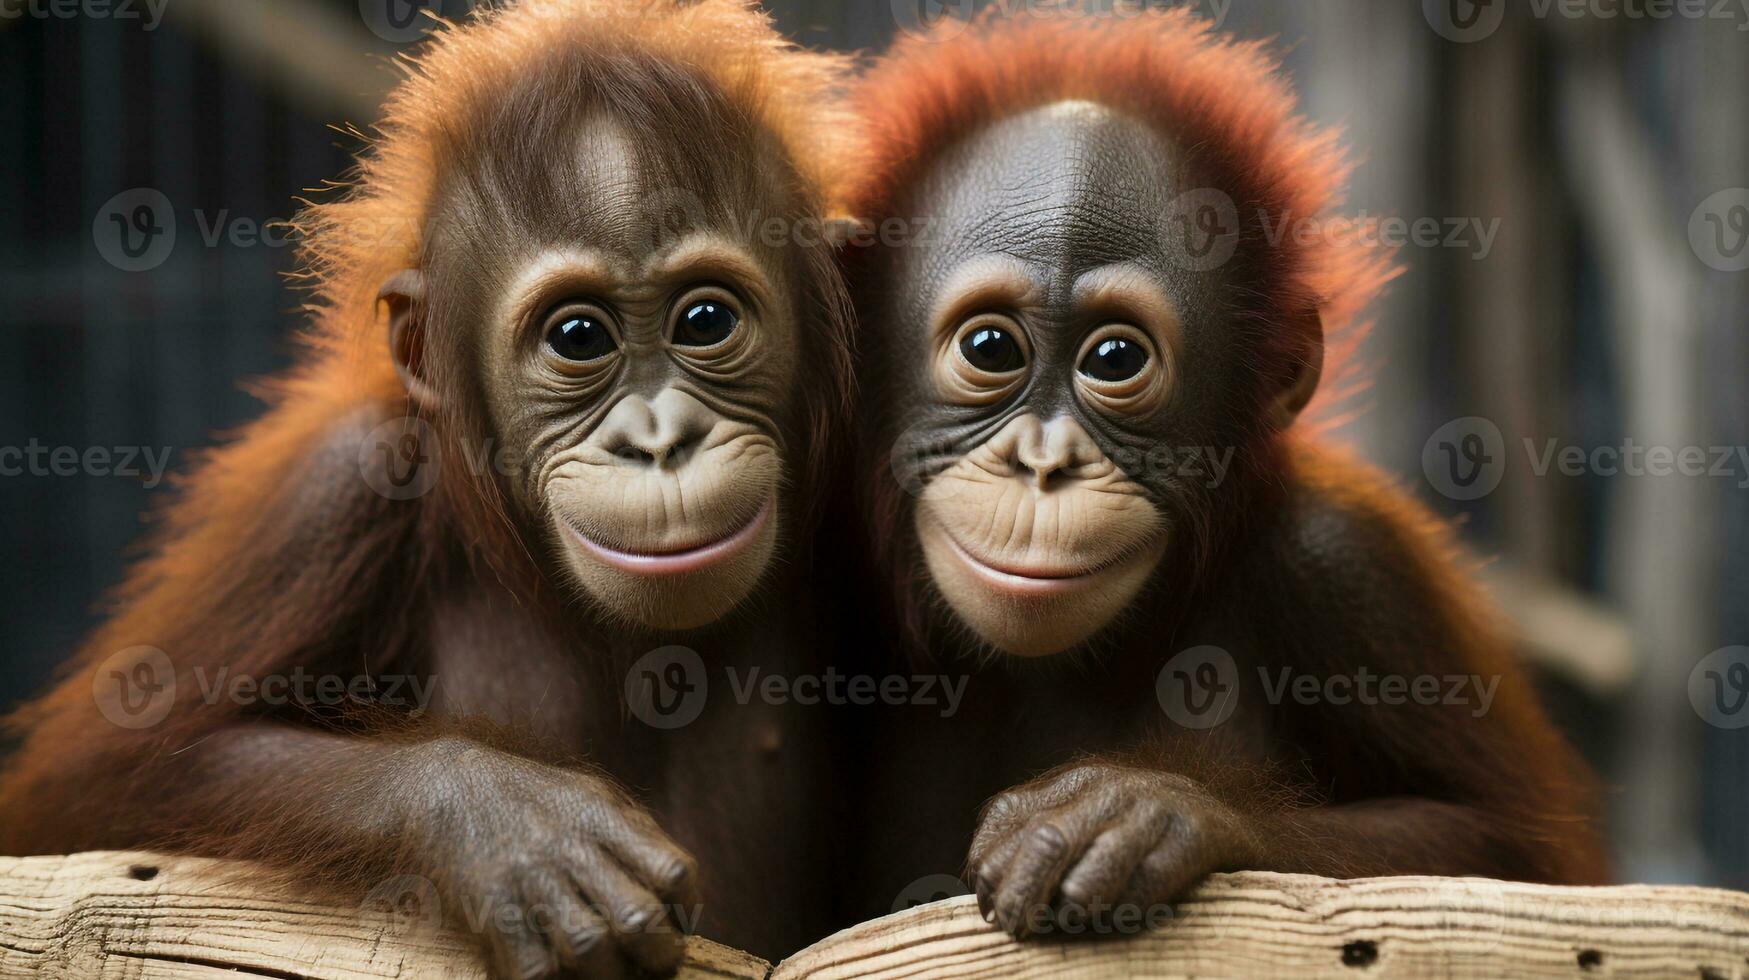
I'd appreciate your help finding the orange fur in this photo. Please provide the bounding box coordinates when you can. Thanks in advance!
[298,0,849,381]
[837,6,1397,405]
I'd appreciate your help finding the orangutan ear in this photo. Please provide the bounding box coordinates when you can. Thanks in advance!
[1269,309,1323,429]
[380,269,440,411]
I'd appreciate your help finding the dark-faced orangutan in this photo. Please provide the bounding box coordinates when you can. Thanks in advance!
[0,1,852,975]
[834,9,1608,936]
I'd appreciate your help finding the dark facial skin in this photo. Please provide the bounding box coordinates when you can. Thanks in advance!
[394,114,803,632]
[845,100,1604,935]
[884,101,1267,656]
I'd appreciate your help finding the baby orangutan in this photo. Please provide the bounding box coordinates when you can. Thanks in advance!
[836,8,1607,936]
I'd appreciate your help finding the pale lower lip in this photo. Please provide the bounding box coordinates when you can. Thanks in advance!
[934,525,1100,597]
[566,502,771,576]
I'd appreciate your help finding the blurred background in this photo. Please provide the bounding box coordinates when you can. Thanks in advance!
[0,0,1744,886]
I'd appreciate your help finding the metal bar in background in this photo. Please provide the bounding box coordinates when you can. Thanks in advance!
[1689,14,1749,890]
[216,22,272,424]
[1557,26,1713,885]
[1454,15,1563,574]
[79,15,137,613]
[151,16,202,460]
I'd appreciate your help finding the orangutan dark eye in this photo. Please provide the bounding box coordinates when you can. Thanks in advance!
[960,326,1025,374]
[674,300,740,347]
[546,312,616,362]
[1080,337,1149,382]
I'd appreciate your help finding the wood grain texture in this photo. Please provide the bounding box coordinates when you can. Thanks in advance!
[777,874,1749,980]
[0,851,767,980]
[4,852,1748,979]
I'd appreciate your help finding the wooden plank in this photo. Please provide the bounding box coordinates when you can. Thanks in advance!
[0,851,767,980]
[777,874,1749,980]
[5,852,1749,979]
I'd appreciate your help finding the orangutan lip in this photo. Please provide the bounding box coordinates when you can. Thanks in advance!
[565,501,770,576]
[935,525,1102,595]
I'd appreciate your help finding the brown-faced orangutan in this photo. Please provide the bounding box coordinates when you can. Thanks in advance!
[0,1,852,975]
[835,9,1609,936]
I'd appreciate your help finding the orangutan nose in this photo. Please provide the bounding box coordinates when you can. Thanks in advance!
[594,388,715,468]
[994,414,1103,490]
